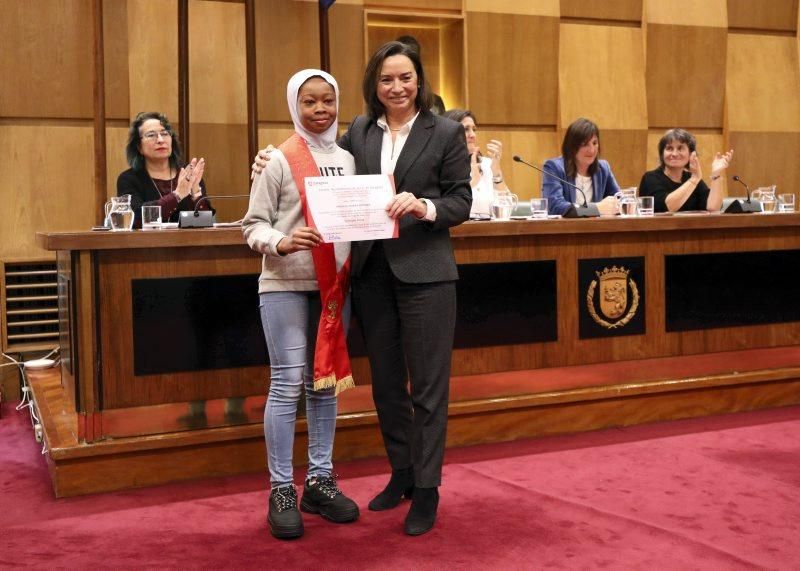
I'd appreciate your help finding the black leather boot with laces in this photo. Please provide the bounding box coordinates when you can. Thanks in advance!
[268,485,304,539]
[368,466,415,511]
[300,475,359,523]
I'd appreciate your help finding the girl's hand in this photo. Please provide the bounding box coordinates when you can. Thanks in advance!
[276,226,322,255]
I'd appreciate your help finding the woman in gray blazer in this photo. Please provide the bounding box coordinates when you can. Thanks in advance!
[338,41,472,536]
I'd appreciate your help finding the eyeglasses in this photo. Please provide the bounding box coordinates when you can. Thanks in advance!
[141,130,172,142]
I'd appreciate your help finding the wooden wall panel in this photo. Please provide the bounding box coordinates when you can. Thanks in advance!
[256,0,319,121]
[465,0,558,16]
[103,0,130,120]
[726,34,800,132]
[0,126,94,259]
[559,24,648,130]
[127,0,178,120]
[596,129,648,189]
[645,24,726,129]
[467,12,558,125]
[440,20,465,110]
[106,126,131,200]
[367,0,461,11]
[477,129,560,200]
[189,0,247,125]
[645,132,729,196]
[329,3,366,121]
[191,123,251,219]
[645,0,727,27]
[728,0,798,32]
[0,0,93,118]
[561,0,642,22]
[726,132,800,200]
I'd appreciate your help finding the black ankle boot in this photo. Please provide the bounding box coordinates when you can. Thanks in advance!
[404,486,439,536]
[368,467,414,511]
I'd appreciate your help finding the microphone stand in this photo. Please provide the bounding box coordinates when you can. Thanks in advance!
[512,155,599,218]
[722,176,761,214]
[179,194,251,228]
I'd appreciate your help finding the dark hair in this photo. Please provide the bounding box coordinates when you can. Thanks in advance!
[657,128,696,170]
[441,108,476,125]
[125,111,182,171]
[562,117,600,179]
[362,41,432,120]
[395,35,421,55]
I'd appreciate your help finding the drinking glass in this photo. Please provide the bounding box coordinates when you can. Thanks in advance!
[141,205,162,230]
[530,197,548,219]
[637,196,654,216]
[778,193,795,213]
[617,188,638,217]
[753,186,777,213]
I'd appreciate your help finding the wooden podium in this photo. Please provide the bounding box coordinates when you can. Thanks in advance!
[33,213,800,496]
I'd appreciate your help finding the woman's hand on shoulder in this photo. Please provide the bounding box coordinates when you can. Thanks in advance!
[251,145,276,180]
[276,226,322,255]
[386,192,427,220]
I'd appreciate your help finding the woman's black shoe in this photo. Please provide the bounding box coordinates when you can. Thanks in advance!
[267,485,304,539]
[404,486,439,536]
[368,467,414,511]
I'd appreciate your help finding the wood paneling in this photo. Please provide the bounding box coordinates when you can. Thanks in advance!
[646,132,728,196]
[127,0,178,120]
[256,0,319,121]
[466,0,558,16]
[368,0,462,11]
[106,126,131,200]
[645,0,727,27]
[189,0,247,125]
[561,0,642,22]
[103,0,130,120]
[329,2,366,121]
[726,34,800,132]
[645,24,726,129]
[0,125,95,260]
[0,0,93,118]
[467,12,558,125]
[559,24,647,130]
[477,129,560,200]
[728,0,798,32]
[190,123,251,218]
[440,20,465,110]
[726,132,800,199]
[597,129,648,189]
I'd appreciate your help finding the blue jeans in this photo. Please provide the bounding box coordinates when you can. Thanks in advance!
[259,291,350,488]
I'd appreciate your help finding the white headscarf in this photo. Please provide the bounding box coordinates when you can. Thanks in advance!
[286,68,339,151]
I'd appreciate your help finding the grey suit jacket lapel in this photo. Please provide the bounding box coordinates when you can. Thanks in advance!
[392,112,434,190]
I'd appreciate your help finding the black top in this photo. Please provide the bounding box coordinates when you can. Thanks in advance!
[638,168,710,212]
[117,167,210,227]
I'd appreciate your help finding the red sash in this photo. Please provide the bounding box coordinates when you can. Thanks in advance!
[279,134,354,395]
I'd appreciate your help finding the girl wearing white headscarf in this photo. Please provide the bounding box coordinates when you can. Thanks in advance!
[243,69,358,540]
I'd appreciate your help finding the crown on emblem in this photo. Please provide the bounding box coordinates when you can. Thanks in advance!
[595,265,629,280]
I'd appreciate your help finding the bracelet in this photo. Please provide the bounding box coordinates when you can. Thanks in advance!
[492,175,504,184]
[710,174,721,181]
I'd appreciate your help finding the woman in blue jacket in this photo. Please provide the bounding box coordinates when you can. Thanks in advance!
[542,118,620,216]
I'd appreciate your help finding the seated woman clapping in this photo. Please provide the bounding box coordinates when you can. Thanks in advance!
[117,112,212,227]
[638,128,733,213]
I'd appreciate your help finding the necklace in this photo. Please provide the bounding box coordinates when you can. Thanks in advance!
[147,167,174,196]
[389,127,401,132]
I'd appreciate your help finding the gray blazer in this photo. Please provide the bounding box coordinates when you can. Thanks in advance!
[338,111,472,283]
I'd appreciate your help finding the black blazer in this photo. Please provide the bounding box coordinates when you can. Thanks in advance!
[338,111,472,283]
[116,167,209,226]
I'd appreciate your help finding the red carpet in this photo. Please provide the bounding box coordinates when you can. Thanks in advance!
[2,403,800,569]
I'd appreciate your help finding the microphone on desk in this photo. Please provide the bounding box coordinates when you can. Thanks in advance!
[179,194,251,228]
[722,175,762,214]
[512,155,600,218]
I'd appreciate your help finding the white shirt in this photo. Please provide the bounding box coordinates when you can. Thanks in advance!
[575,173,593,206]
[376,113,437,222]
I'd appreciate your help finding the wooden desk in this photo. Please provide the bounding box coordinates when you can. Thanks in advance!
[33,213,800,496]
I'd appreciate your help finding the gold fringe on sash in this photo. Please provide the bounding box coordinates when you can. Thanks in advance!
[312,374,355,395]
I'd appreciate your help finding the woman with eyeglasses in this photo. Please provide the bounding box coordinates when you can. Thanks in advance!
[117,111,212,227]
